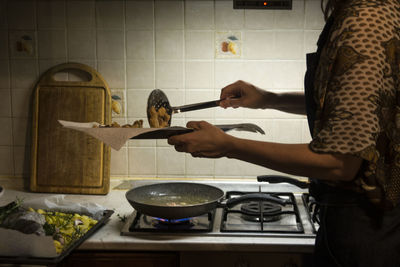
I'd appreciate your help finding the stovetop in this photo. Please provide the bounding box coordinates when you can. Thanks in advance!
[120,180,318,238]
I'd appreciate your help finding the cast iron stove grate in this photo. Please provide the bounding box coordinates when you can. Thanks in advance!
[220,191,304,234]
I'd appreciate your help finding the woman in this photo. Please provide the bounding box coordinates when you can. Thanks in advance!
[168,0,400,266]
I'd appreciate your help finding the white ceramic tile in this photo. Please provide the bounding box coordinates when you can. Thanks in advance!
[68,30,96,60]
[0,60,9,89]
[274,0,305,29]
[185,31,214,60]
[126,0,154,30]
[185,154,214,176]
[274,31,304,60]
[271,119,303,143]
[269,61,304,89]
[305,0,325,30]
[67,0,95,29]
[0,89,11,117]
[155,0,183,30]
[127,138,156,148]
[231,157,269,177]
[39,59,68,80]
[215,1,244,30]
[184,89,215,119]
[156,147,185,175]
[0,146,14,175]
[301,118,312,143]
[128,147,156,175]
[13,146,29,176]
[96,0,124,29]
[7,0,35,30]
[12,117,30,146]
[126,61,155,89]
[37,0,66,29]
[185,61,214,89]
[185,1,214,30]
[244,10,274,30]
[243,30,274,59]
[38,30,67,59]
[126,89,152,118]
[97,29,125,60]
[126,30,154,60]
[111,147,128,176]
[214,61,246,89]
[214,100,244,119]
[0,0,7,29]
[214,157,248,177]
[10,60,38,89]
[98,60,125,89]
[155,30,184,60]
[304,30,320,54]
[0,118,12,146]
[11,89,32,118]
[155,61,184,89]
[0,30,8,59]
[241,61,274,90]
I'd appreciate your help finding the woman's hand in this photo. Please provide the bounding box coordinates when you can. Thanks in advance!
[168,121,234,158]
[220,80,272,109]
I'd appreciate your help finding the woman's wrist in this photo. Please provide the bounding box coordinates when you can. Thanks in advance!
[261,90,278,109]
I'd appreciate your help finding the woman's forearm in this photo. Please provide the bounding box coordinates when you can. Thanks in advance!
[264,92,306,115]
[225,137,362,182]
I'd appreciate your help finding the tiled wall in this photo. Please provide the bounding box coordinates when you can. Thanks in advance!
[0,0,325,179]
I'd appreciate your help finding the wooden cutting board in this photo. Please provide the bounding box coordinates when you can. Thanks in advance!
[30,63,112,194]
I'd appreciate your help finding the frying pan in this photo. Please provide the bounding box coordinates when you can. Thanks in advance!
[126,182,290,219]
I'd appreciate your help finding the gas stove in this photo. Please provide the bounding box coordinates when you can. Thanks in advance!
[120,180,318,238]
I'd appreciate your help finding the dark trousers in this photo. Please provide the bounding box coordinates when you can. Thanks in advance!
[311,183,400,267]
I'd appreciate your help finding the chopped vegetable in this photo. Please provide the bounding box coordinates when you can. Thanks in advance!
[0,200,98,254]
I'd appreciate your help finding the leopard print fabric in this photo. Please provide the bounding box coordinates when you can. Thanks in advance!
[310,0,400,209]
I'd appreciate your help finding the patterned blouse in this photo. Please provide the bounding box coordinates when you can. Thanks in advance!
[310,0,400,209]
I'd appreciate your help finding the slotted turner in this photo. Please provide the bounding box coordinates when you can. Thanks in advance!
[147,89,232,127]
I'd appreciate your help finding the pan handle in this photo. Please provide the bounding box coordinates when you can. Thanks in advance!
[257,175,310,189]
[225,193,290,208]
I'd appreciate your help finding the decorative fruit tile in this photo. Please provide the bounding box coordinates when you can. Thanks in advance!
[215,31,241,59]
[111,89,125,118]
[9,31,36,58]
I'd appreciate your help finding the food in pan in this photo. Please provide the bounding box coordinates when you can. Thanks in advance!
[148,106,170,128]
[0,200,98,254]
[94,119,143,128]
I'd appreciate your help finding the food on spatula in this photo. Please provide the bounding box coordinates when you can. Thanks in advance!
[149,106,170,128]
[93,119,143,128]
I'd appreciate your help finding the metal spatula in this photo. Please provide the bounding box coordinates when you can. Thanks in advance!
[147,89,232,127]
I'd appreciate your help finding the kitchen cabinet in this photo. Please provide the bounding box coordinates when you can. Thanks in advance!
[58,250,312,267]
[58,251,179,267]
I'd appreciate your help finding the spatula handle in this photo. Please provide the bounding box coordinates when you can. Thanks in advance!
[173,100,221,113]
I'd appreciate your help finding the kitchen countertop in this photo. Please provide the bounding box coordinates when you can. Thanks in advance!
[0,179,315,254]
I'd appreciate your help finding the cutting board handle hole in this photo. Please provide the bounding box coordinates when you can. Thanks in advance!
[52,69,92,82]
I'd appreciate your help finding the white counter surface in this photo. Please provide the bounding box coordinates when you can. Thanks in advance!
[0,179,315,254]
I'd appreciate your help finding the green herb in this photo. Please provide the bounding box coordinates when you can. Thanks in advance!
[0,197,24,224]
[117,213,127,223]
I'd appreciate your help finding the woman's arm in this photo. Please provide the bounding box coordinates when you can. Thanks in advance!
[227,137,362,182]
[168,121,362,182]
[219,80,306,115]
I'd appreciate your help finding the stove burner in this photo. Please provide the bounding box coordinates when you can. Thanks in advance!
[153,217,192,225]
[240,201,282,222]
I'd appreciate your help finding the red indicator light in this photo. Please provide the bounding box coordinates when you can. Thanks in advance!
[263,1,267,5]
